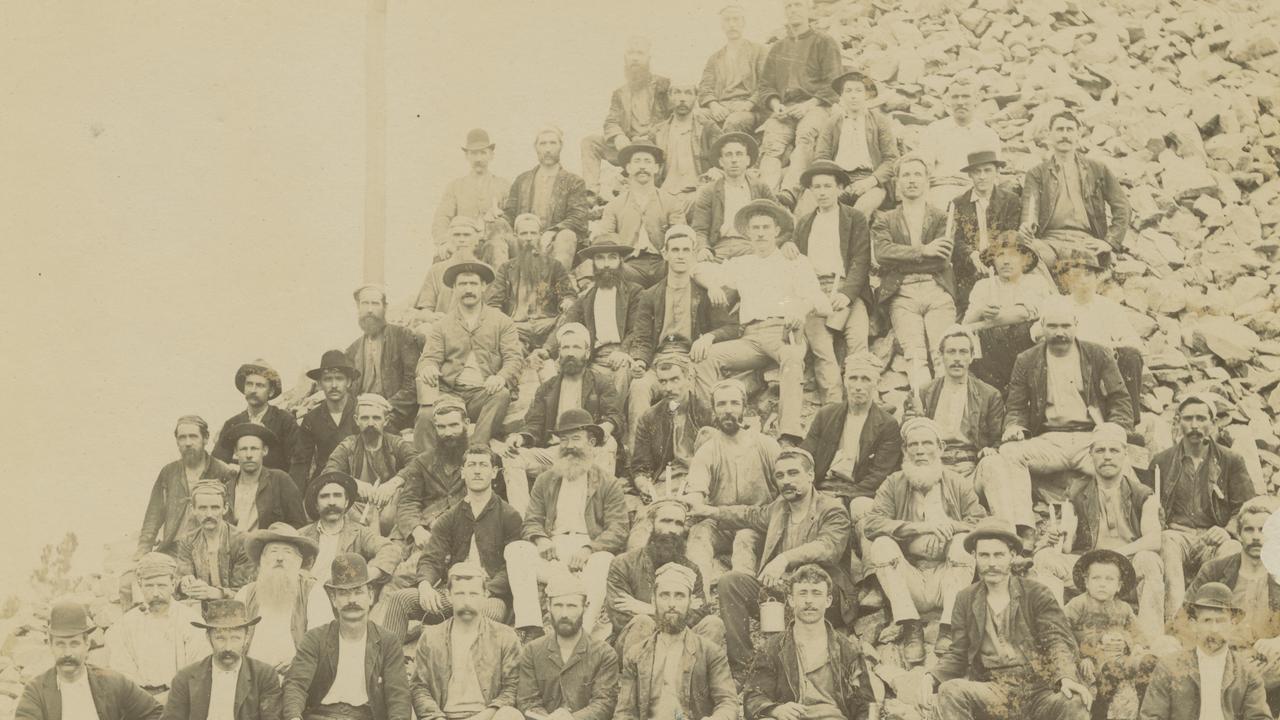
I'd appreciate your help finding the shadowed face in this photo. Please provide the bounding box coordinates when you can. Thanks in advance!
[655,363,691,403]
[654,584,691,633]
[1090,438,1126,481]
[1050,117,1080,154]
[840,80,869,113]
[139,574,175,611]
[626,151,659,186]
[535,133,563,166]
[663,235,694,274]
[465,146,493,174]
[328,584,372,622]
[897,160,927,200]
[462,452,496,494]
[967,162,998,195]
[242,373,272,408]
[939,335,973,380]
[773,455,814,501]
[712,386,745,435]
[1084,561,1122,602]
[50,633,89,676]
[747,214,781,255]
[1177,401,1213,447]
[557,427,595,459]
[718,140,751,178]
[809,174,841,210]
[316,483,348,519]
[720,8,745,40]
[453,272,485,307]
[1241,511,1266,560]
[652,503,689,539]
[1192,606,1234,654]
[192,491,226,530]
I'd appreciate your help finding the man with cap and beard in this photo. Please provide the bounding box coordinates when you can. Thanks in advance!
[299,471,399,591]
[627,343,714,509]
[607,498,724,653]
[581,37,672,196]
[394,399,470,552]
[614,563,738,720]
[164,600,281,720]
[212,360,299,473]
[283,554,411,720]
[236,523,325,673]
[347,283,424,435]
[321,393,417,538]
[516,577,620,720]
[487,213,577,351]
[16,600,162,720]
[105,553,205,698]
[859,417,986,666]
[223,423,306,532]
[135,415,237,562]
[290,350,360,490]
[432,128,512,259]
[175,480,256,602]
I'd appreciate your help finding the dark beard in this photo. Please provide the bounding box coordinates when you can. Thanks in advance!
[647,533,688,568]
[715,413,741,435]
[361,426,381,445]
[554,615,583,637]
[593,267,620,288]
[359,314,386,335]
[559,356,585,376]
[438,432,468,463]
[659,608,688,633]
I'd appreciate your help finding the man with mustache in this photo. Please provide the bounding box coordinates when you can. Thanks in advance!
[607,498,723,653]
[698,4,766,135]
[487,213,577,352]
[515,578,620,720]
[690,447,854,672]
[504,323,621,514]
[581,37,671,197]
[433,129,513,265]
[683,379,780,591]
[164,600,281,720]
[283,554,411,720]
[1140,583,1270,720]
[915,74,1002,208]
[236,523,325,672]
[415,216,485,327]
[599,144,687,289]
[394,399,471,552]
[949,150,1023,317]
[805,71,897,220]
[105,553,204,698]
[224,424,306,532]
[175,480,256,602]
[16,600,161,720]
[212,360,299,474]
[290,350,359,491]
[410,564,524,720]
[346,283,424,435]
[614,563,738,720]
[653,81,719,207]
[743,564,876,720]
[321,394,417,537]
[415,261,522,457]
[1031,423,1164,641]
[628,345,715,514]
[860,418,985,666]
[922,517,1092,720]
[504,126,590,274]
[299,471,398,592]
[1152,394,1258,617]
[505,410,630,641]
[689,133,776,260]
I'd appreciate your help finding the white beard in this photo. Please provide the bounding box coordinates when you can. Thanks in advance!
[257,565,301,613]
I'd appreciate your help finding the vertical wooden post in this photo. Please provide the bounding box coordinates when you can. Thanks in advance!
[363,0,388,284]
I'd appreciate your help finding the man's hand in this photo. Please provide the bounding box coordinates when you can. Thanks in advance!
[608,351,631,371]
[770,702,807,720]
[927,240,954,260]
[505,435,526,457]
[355,479,376,501]
[530,348,550,367]
[686,501,715,521]
[851,176,878,196]
[536,538,558,561]
[758,555,790,589]
[630,359,648,379]
[830,292,851,312]
[185,583,222,601]
[783,310,806,332]
[918,674,938,708]
[1001,427,1025,443]
[1203,526,1231,546]
[483,374,506,394]
[613,135,630,152]
[634,476,655,502]
[1059,677,1093,708]
[419,365,440,388]
[980,304,1001,321]
[411,526,431,549]
[779,241,801,260]
[705,285,728,308]
[372,476,403,506]
[702,168,725,185]
[419,582,445,615]
[690,335,714,363]
[708,102,729,124]
[568,546,592,572]
[770,100,787,119]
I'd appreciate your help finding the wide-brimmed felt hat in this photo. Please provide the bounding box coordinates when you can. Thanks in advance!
[800,160,851,189]
[617,142,665,167]
[461,128,494,152]
[325,553,373,590]
[576,233,633,264]
[442,261,495,288]
[831,69,877,96]
[734,199,794,237]
[1186,582,1243,615]
[1073,548,1136,597]
[712,132,759,165]
[247,522,320,570]
[235,360,283,400]
[550,408,605,446]
[980,234,1039,273]
[48,600,95,637]
[960,149,1006,174]
[223,423,280,451]
[963,517,1022,554]
[191,599,261,630]
[305,470,359,520]
[306,349,361,382]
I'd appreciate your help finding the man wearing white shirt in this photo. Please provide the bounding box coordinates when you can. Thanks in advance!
[806,70,898,220]
[916,76,1001,208]
[164,600,281,720]
[693,199,829,438]
[105,553,204,699]
[689,133,776,260]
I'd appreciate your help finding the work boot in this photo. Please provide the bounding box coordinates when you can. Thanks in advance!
[901,620,925,666]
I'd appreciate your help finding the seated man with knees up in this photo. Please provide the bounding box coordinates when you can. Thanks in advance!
[503,126,590,274]
[347,283,423,435]
[321,393,417,537]
[515,577,620,720]
[960,233,1055,389]
[487,212,577,351]
[809,70,897,220]
[598,143,687,289]
[860,417,986,666]
[698,4,766,136]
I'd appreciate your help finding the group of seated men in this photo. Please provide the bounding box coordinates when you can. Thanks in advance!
[20,2,1280,720]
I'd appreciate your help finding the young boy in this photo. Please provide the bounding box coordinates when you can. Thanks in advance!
[962,232,1054,387]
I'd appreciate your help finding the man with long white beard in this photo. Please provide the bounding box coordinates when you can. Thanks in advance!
[105,553,204,699]
[505,410,630,641]
[321,394,417,537]
[164,600,281,720]
[394,399,471,551]
[283,554,411,720]
[175,480,256,601]
[487,213,577,351]
[346,283,424,435]
[236,523,325,673]
[515,578,620,720]
[861,417,985,666]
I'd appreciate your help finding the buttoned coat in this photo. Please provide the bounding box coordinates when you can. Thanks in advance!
[1004,339,1134,435]
[162,656,282,720]
[411,617,521,720]
[515,632,619,720]
[548,281,643,358]
[615,630,738,720]
[813,108,900,186]
[504,166,590,238]
[903,373,1004,453]
[743,622,874,720]
[212,406,300,475]
[282,622,410,720]
[793,204,874,311]
[522,368,622,447]
[872,204,956,302]
[522,467,630,554]
[1139,649,1270,720]
[345,324,424,423]
[16,667,162,720]
[175,523,256,597]
[288,398,357,490]
[801,402,902,500]
[688,176,776,252]
[1022,152,1131,250]
[136,454,237,559]
[223,468,305,530]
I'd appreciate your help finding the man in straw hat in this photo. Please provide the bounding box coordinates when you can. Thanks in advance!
[212,359,299,473]
[165,600,280,720]
[135,414,236,563]
[689,131,775,260]
[515,576,620,720]
[347,283,424,435]
[950,149,1022,315]
[614,561,738,720]
[223,423,305,532]
[505,409,630,640]
[415,259,521,454]
[503,125,590,273]
[290,349,360,490]
[282,554,411,720]
[16,599,162,720]
[698,4,767,135]
[105,553,204,697]
[1140,582,1270,720]
[409,563,524,720]
[321,393,417,537]
[236,522,324,671]
[921,517,1091,720]
[488,212,578,352]
[432,128,512,259]
[175,480,256,602]
[580,36,671,196]
[653,80,719,205]
[806,69,897,219]
[299,471,399,590]
[598,142,685,289]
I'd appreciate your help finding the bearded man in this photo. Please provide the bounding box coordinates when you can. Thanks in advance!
[516,578,620,720]
[235,524,325,673]
[164,600,281,720]
[347,283,424,434]
[487,213,577,350]
[581,36,672,195]
[393,399,470,551]
[135,415,236,561]
[105,553,204,698]
[321,393,417,537]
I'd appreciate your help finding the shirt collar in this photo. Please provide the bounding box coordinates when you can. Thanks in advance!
[213,660,242,677]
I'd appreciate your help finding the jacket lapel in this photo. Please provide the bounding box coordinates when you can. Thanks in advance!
[44,673,62,720]
[232,659,251,716]
[86,669,108,720]
[616,285,629,332]
[795,212,814,255]
[762,502,786,570]
[858,406,882,465]
[838,206,852,261]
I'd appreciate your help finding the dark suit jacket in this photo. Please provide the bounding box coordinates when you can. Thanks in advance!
[522,467,630,554]
[288,398,357,489]
[904,373,1004,452]
[505,166,590,237]
[523,368,622,446]
[487,254,576,321]
[653,113,721,187]
[615,630,737,720]
[793,204,874,310]
[605,547,711,635]
[281,622,411,720]
[743,622,873,720]
[872,203,955,301]
[1149,440,1256,530]
[345,324,424,421]
[1005,339,1134,435]
[223,468,305,529]
[548,281,643,357]
[212,406,300,474]
[813,107,899,186]
[516,632,619,720]
[949,184,1022,312]
[801,402,902,499]
[1140,649,1270,720]
[162,656,282,720]
[627,278,742,365]
[1022,152,1130,250]
[688,176,776,252]
[17,666,162,720]
[603,76,671,144]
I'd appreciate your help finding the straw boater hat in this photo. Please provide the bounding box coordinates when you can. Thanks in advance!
[712,132,759,165]
[325,553,373,591]
[733,199,794,237]
[442,261,495,288]
[223,423,280,451]
[963,517,1023,554]
[617,142,665,167]
[47,600,95,637]
[234,360,283,400]
[191,600,261,630]
[550,408,606,447]
[246,522,320,570]
[576,232,633,265]
[306,349,360,383]
[1073,548,1137,598]
[305,470,359,521]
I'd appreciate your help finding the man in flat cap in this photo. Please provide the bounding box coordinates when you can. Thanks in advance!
[487,212,578,352]
[516,577,620,720]
[175,480,256,602]
[415,259,522,453]
[321,393,417,537]
[433,128,513,264]
[283,554,411,720]
[581,37,671,196]
[627,342,714,510]
[689,132,776,260]
[599,143,686,289]
[416,216,487,327]
[503,126,591,273]
[299,471,399,591]
[236,523,325,672]
[290,350,359,491]
[165,600,281,720]
[615,562,738,720]
[135,415,237,563]
[223,423,305,532]
[347,283,424,435]
[16,600,162,720]
[105,553,204,698]
[808,69,897,219]
[653,80,719,206]
[698,4,766,135]
[212,360,299,474]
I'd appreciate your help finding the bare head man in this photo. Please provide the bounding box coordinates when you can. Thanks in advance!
[354,283,388,335]
[534,126,564,168]
[896,154,929,201]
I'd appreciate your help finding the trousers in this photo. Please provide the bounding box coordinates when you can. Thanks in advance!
[759,105,830,190]
[504,538,613,631]
[805,298,871,404]
[694,318,807,436]
[938,673,1090,720]
[1161,525,1243,620]
[501,438,619,515]
[887,280,957,390]
[867,535,974,625]
[685,519,762,597]
[979,430,1096,527]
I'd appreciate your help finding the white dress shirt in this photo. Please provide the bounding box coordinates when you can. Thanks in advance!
[321,632,370,706]
[807,208,845,279]
[58,672,100,720]
[834,112,874,171]
[592,288,622,346]
[713,251,830,324]
[721,179,752,238]
[208,662,241,720]
[919,117,1001,188]
[1196,647,1228,720]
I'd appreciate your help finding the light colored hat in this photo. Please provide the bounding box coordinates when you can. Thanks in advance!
[545,576,587,599]
[664,224,695,244]
[190,479,226,501]
[654,562,697,593]
[449,215,484,233]
[447,562,489,586]
[356,393,393,414]
[1091,422,1129,447]
[844,350,884,376]
[136,552,179,580]
[900,416,943,443]
[556,322,591,344]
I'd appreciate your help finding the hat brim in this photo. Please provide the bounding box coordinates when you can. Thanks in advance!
[48,626,96,638]
[305,366,360,382]
[551,423,606,446]
[617,144,665,167]
[323,578,375,591]
[235,367,283,400]
[223,424,281,451]
[304,474,359,521]
[963,528,1022,554]
[733,202,794,237]
[191,616,262,630]
[712,133,759,165]
[247,532,320,570]
[981,242,1039,272]
[1072,548,1136,597]
[960,159,1006,174]
[442,262,496,288]
[460,143,495,152]
[800,165,851,189]
[576,243,633,264]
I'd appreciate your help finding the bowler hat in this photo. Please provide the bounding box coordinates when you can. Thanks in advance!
[234,360,283,400]
[1073,548,1136,598]
[576,233,633,264]
[734,199,794,237]
[223,423,280,451]
[305,470,359,521]
[617,143,665,167]
[963,517,1023,554]
[800,160,851,189]
[831,69,877,97]
[191,600,261,630]
[325,553,373,590]
[461,128,495,152]
[712,132,759,165]
[306,349,361,382]
[1186,582,1243,615]
[550,408,605,447]
[47,600,95,638]
[960,149,1006,174]
[247,522,320,570]
[442,261,496,288]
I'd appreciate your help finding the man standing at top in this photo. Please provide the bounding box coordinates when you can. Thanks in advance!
[916,75,1002,208]
[433,128,513,266]
[756,0,843,192]
[599,143,687,289]
[136,415,236,561]
[698,4,766,135]
[581,37,671,197]
[347,283,424,434]
[505,126,591,274]
[212,360,298,473]
[290,350,358,491]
